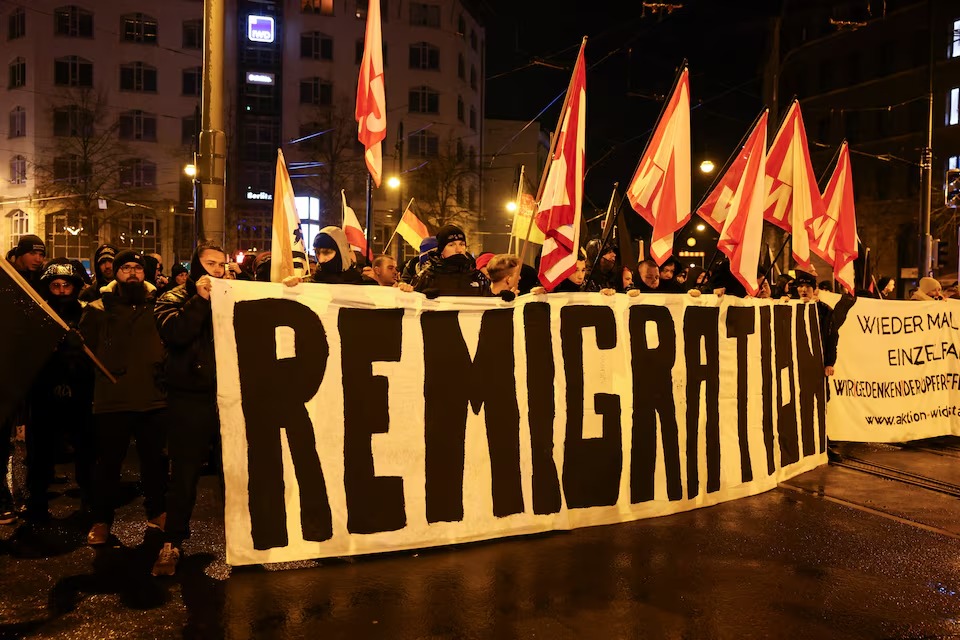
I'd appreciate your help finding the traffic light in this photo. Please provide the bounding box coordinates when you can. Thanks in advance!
[946,168,960,208]
[934,238,949,269]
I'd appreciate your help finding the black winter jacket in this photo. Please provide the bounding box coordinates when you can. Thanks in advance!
[412,254,490,297]
[78,281,166,414]
[154,279,217,393]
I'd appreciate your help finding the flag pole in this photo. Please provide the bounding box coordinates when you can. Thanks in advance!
[521,36,587,266]
[364,175,374,260]
[0,258,116,383]
[383,197,415,251]
[584,183,620,289]
[508,165,526,254]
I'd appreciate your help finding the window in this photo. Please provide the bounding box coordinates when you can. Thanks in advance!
[120,62,157,92]
[119,110,157,141]
[410,3,440,28]
[949,156,960,171]
[9,155,26,184]
[181,113,197,146]
[409,42,439,70]
[241,118,279,162]
[354,0,388,21]
[45,211,91,259]
[470,65,477,90]
[458,54,465,80]
[301,31,333,61]
[55,6,93,38]
[53,154,82,185]
[302,0,335,15]
[182,19,201,49]
[456,138,464,163]
[119,158,157,187]
[9,7,25,40]
[9,106,25,138]
[456,180,464,205]
[409,86,439,114]
[952,20,960,58]
[948,87,960,126]
[121,13,158,44]
[236,212,272,253]
[409,130,438,157]
[470,29,477,51]
[457,95,464,121]
[300,78,332,105]
[9,57,25,88]
[469,106,477,130]
[457,14,466,36]
[53,106,92,137]
[356,39,387,65]
[468,184,476,209]
[182,66,201,95]
[9,209,28,248]
[468,146,476,170]
[115,212,159,254]
[54,55,93,87]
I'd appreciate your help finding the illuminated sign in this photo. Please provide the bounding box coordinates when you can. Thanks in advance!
[247,15,275,43]
[246,191,273,201]
[246,72,275,85]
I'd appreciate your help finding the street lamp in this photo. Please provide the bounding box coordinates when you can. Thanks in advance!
[505,201,517,213]
[699,159,715,174]
[183,163,197,178]
[387,175,400,189]
[696,223,705,232]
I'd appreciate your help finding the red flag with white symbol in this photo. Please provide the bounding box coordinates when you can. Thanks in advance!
[812,141,858,295]
[535,40,587,291]
[763,101,824,270]
[356,0,385,186]
[342,190,370,259]
[626,67,691,266]
[697,111,768,296]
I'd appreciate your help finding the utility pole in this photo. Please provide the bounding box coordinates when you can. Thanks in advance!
[198,0,227,247]
[396,120,403,260]
[919,0,935,277]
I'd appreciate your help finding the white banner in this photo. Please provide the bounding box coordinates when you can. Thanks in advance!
[211,281,826,566]
[827,297,960,442]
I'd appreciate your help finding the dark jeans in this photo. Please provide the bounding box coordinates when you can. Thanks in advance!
[165,391,220,547]
[91,409,168,525]
[27,393,94,514]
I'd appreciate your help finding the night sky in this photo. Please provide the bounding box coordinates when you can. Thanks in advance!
[482,0,780,235]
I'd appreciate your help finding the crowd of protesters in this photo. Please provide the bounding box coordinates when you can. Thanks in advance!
[1,223,934,577]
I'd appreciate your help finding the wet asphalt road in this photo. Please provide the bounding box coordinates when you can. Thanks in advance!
[2,440,960,639]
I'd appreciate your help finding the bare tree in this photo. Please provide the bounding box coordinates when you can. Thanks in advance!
[406,133,478,231]
[295,99,369,226]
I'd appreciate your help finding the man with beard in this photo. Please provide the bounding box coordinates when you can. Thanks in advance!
[79,250,167,546]
[151,242,226,576]
[79,244,117,302]
[24,260,95,523]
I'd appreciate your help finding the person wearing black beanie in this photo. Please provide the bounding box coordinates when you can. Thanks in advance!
[411,224,489,296]
[9,233,45,291]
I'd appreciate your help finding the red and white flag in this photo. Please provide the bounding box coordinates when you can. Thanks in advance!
[356,0,386,186]
[341,191,371,259]
[811,141,858,295]
[697,112,768,296]
[763,101,824,270]
[626,67,691,265]
[535,40,586,291]
[270,149,309,282]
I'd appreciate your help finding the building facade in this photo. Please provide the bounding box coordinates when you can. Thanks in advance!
[1,0,486,269]
[766,0,960,288]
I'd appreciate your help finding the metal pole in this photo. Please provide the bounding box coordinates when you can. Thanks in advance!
[919,0,935,277]
[396,121,403,261]
[365,173,373,260]
[199,0,226,247]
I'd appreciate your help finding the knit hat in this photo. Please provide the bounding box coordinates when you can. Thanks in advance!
[96,245,117,264]
[475,252,495,271]
[419,236,438,266]
[436,225,466,253]
[113,249,144,270]
[793,270,817,287]
[39,259,84,289]
[919,277,942,296]
[14,234,44,258]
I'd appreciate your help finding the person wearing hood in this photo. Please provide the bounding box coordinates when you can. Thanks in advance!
[78,249,168,549]
[24,260,95,522]
[79,244,118,302]
[161,263,189,294]
[150,241,227,576]
[411,224,489,297]
[283,226,375,286]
